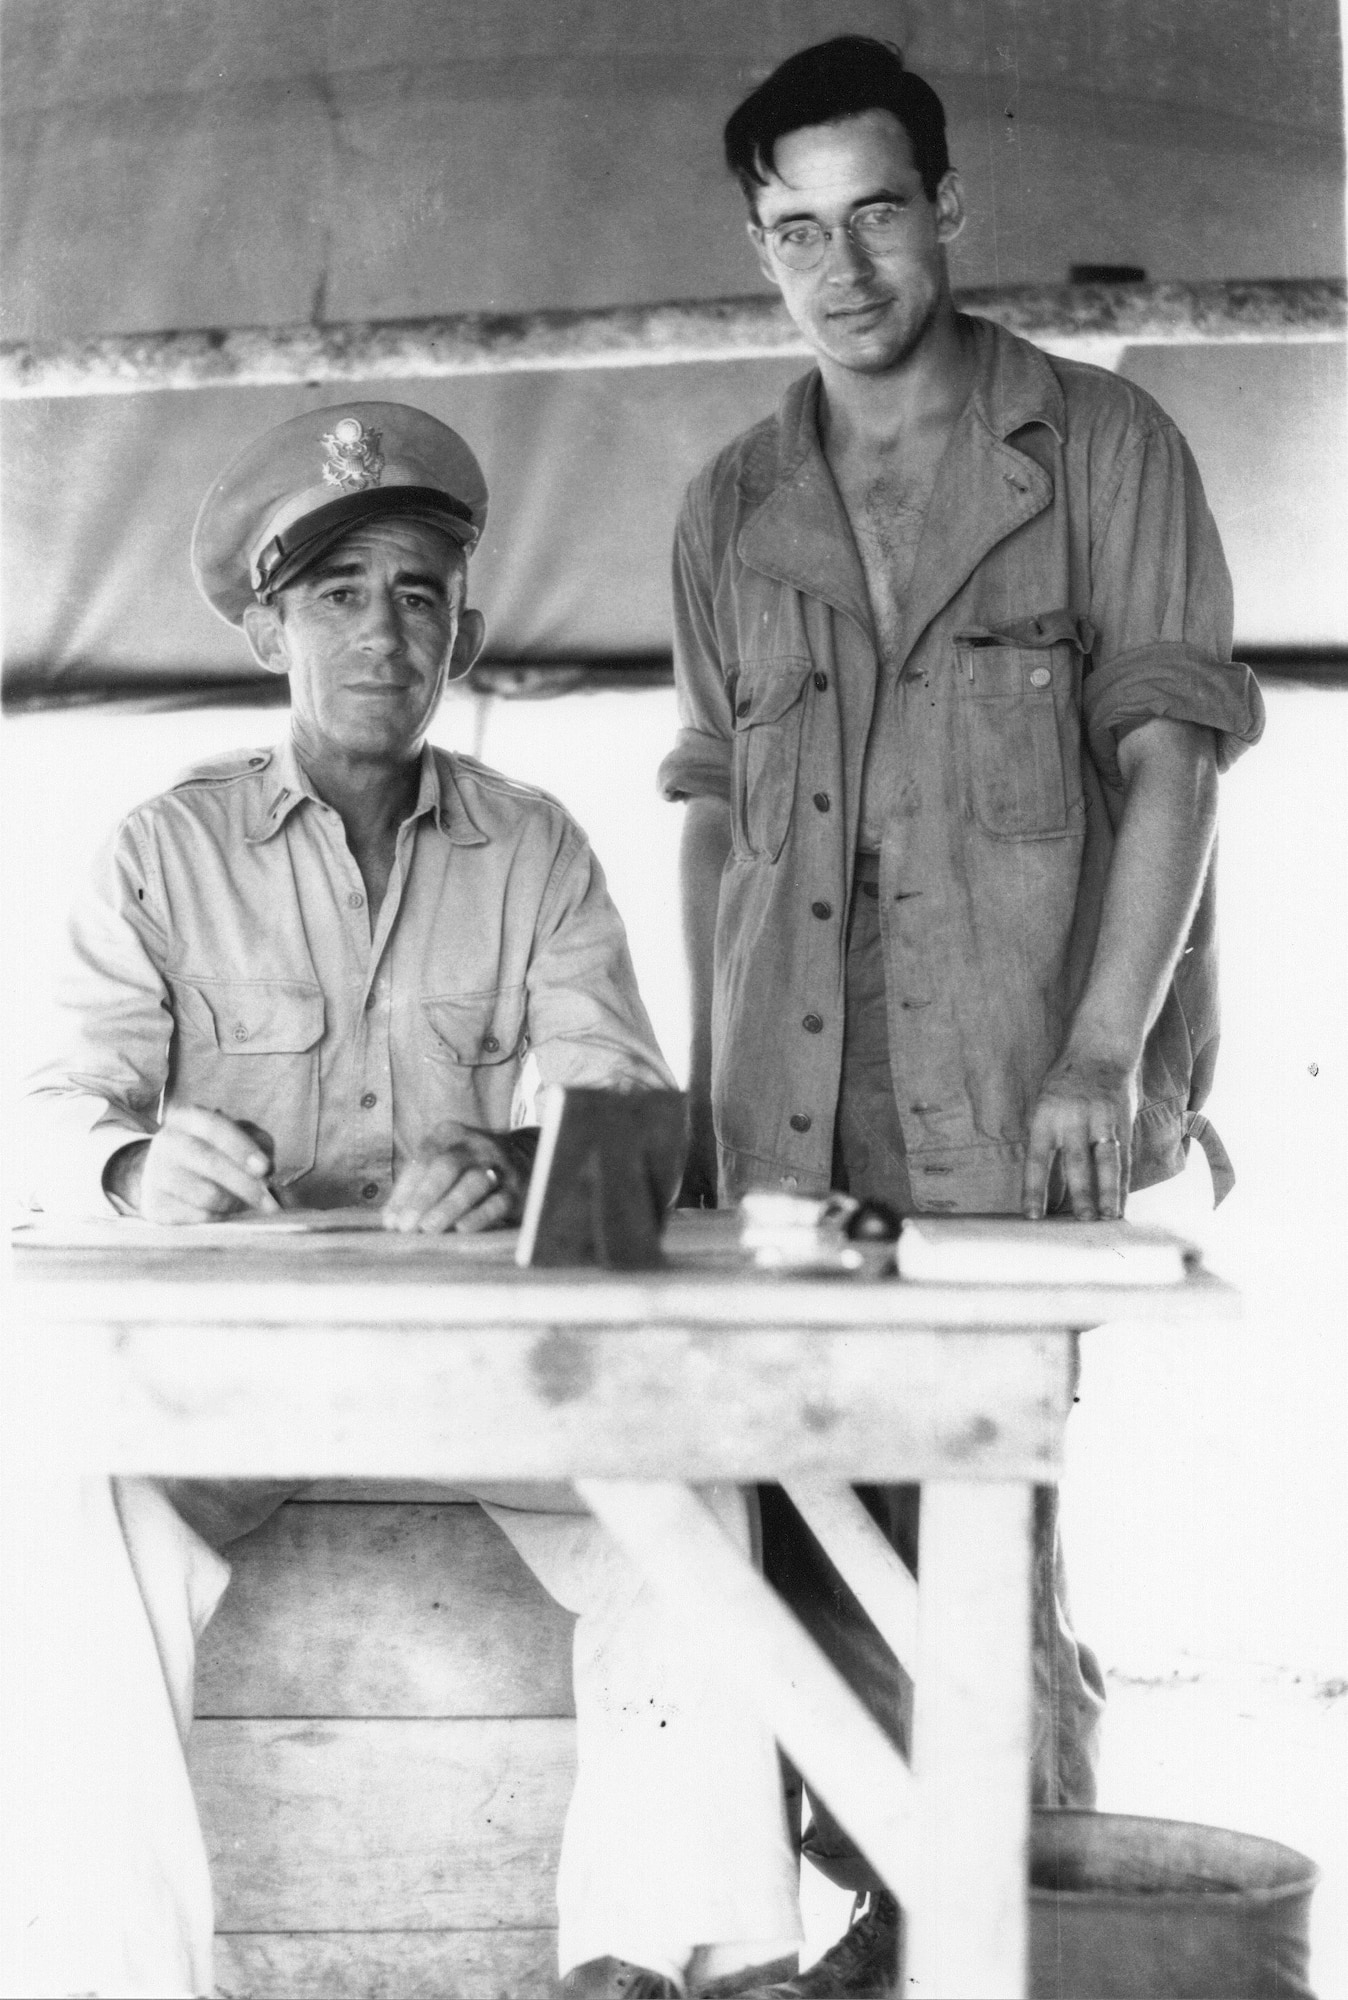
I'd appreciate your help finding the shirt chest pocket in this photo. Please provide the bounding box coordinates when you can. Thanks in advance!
[729,658,815,862]
[168,979,325,1184]
[954,615,1087,838]
[421,985,528,1067]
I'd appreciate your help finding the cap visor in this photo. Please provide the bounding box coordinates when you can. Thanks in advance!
[262,488,475,598]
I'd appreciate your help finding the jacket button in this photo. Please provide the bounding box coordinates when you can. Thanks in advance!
[802,1013,823,1033]
[483,1035,500,1054]
[348,891,365,909]
[813,672,828,691]
[813,791,830,813]
[361,1182,380,1201]
[789,1113,812,1133]
[360,1092,377,1109]
[248,756,266,768]
[780,1174,799,1192]
[1029,666,1051,687]
[233,1025,249,1042]
[811,900,831,919]
[735,697,751,717]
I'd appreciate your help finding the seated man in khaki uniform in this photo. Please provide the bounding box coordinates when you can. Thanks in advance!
[17,403,802,2000]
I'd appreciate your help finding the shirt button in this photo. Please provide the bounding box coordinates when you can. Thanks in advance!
[811,900,832,919]
[780,1174,799,1192]
[233,1025,249,1042]
[482,1036,500,1054]
[735,697,751,718]
[789,1113,812,1133]
[813,672,828,691]
[802,1013,823,1034]
[361,1182,380,1201]
[348,891,365,909]
[360,1092,377,1109]
[813,791,830,813]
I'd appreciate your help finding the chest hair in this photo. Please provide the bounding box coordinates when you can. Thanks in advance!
[831,443,948,665]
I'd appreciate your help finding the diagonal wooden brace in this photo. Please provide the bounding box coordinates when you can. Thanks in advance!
[782,1478,921,1678]
[575,1477,916,1905]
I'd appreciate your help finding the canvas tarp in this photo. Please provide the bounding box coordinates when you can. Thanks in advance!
[2,0,1344,702]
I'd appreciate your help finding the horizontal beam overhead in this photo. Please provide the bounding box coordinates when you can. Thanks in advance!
[3,280,1343,400]
[5,648,1348,716]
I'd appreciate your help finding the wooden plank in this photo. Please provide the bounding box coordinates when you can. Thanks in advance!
[908,1483,1034,2000]
[1,280,1342,400]
[9,1320,1074,1482]
[577,1479,917,1905]
[196,1505,575,1720]
[214,1930,557,2000]
[190,1718,573,1932]
[10,1210,1241,1329]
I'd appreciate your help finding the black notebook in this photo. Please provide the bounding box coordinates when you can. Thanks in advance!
[515,1086,687,1269]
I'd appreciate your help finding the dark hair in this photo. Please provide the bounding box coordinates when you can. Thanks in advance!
[724,36,950,208]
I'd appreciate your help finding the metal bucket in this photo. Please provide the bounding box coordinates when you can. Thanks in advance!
[1029,1809,1319,1998]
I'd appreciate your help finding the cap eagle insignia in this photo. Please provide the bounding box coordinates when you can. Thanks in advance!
[320,417,385,493]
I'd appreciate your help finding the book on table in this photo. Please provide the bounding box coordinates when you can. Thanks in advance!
[895,1215,1197,1285]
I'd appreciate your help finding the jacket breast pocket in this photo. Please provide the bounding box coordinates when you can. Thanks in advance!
[729,658,814,862]
[422,985,527,1068]
[955,626,1085,839]
[421,985,528,1128]
[168,978,325,1184]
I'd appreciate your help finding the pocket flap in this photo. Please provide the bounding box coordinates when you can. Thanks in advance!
[731,657,816,729]
[194,982,325,1054]
[422,985,527,1065]
[955,609,1094,654]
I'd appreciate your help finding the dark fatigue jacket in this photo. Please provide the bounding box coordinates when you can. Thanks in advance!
[660,317,1265,1211]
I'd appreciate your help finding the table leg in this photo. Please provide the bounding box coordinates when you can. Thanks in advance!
[906,1479,1034,2000]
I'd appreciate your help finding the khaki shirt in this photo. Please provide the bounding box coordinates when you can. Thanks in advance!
[660,319,1265,1210]
[26,740,673,1215]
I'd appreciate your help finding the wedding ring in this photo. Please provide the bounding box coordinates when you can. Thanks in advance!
[481,1164,502,1191]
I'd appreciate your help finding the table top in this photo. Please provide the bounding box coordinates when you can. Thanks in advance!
[10,1208,1238,1333]
[5,1212,1238,1481]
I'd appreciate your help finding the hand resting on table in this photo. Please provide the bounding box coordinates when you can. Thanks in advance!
[383,1119,529,1235]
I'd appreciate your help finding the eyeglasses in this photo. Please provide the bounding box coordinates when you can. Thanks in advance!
[764,199,916,272]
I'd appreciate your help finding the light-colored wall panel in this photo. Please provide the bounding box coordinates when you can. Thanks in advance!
[214,1930,558,2000]
[196,1503,576,1719]
[191,1716,574,1930]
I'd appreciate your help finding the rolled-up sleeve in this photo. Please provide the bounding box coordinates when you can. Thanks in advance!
[21,820,174,1216]
[657,488,734,805]
[525,828,676,1094]
[1083,417,1265,786]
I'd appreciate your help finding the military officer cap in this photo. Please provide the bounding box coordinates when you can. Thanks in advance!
[192,400,489,625]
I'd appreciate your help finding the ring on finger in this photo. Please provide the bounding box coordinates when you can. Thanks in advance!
[480,1164,503,1193]
[1090,1136,1120,1151]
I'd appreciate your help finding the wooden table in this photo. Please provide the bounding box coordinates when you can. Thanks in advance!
[6,1211,1237,2000]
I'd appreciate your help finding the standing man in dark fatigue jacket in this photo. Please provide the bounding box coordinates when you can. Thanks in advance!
[17,404,804,2000]
[659,38,1264,1997]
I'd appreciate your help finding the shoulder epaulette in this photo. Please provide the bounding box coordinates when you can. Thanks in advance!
[170,748,274,790]
[441,749,569,812]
